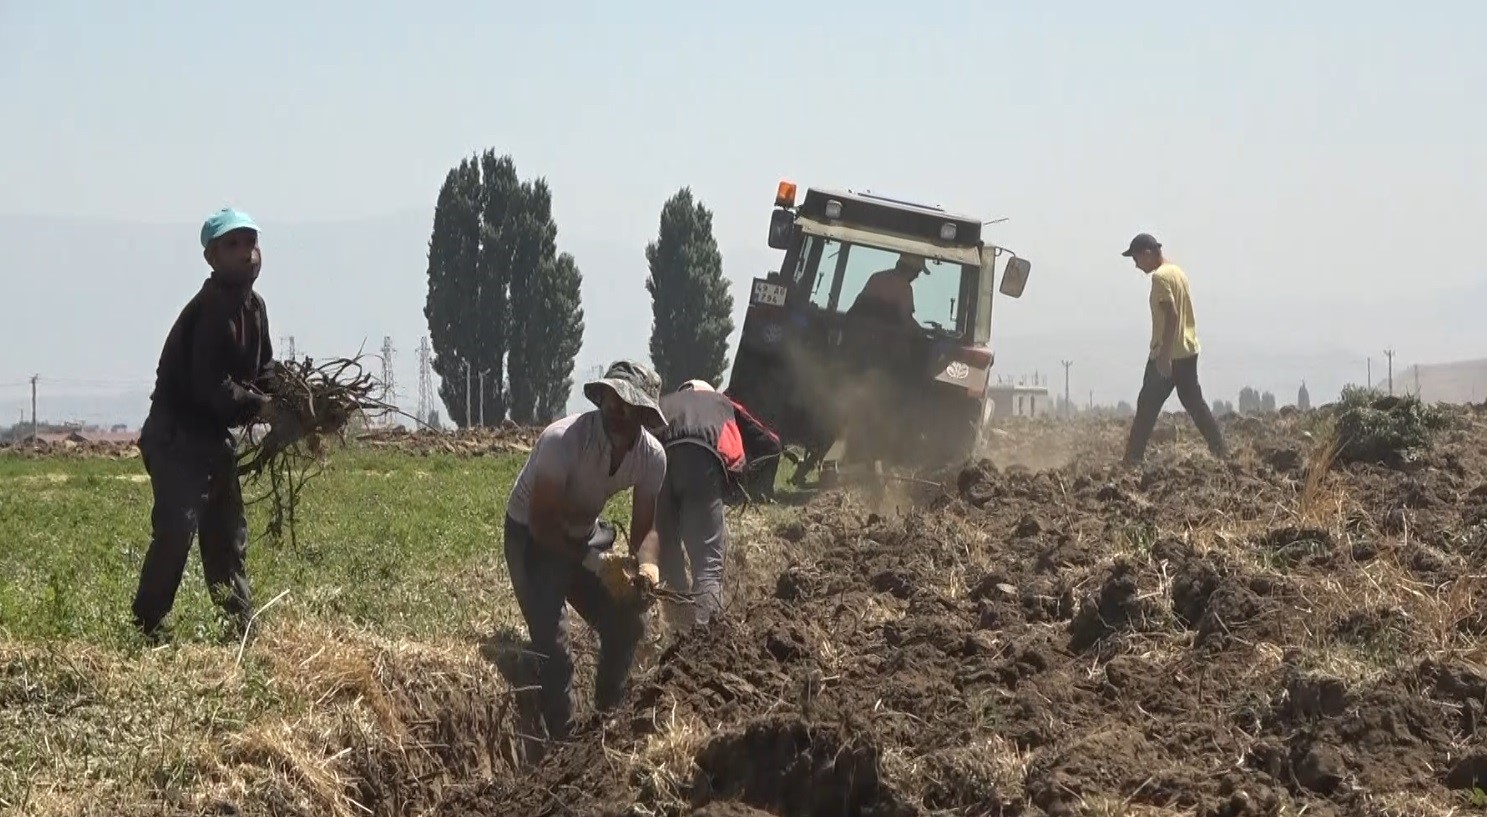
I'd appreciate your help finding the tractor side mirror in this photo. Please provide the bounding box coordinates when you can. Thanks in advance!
[767,209,794,250]
[1000,256,1031,298]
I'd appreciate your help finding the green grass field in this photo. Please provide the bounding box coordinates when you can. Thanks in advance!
[0,446,576,815]
[0,448,544,647]
[0,444,791,815]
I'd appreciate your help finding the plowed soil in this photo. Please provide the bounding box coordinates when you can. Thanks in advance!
[433,406,1487,817]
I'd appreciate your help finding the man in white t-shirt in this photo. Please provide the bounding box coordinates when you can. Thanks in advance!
[503,359,668,741]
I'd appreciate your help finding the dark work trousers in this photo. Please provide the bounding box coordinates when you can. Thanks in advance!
[656,443,729,631]
[503,514,645,741]
[1124,356,1228,463]
[131,413,252,636]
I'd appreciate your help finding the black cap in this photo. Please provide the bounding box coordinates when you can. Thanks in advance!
[1121,233,1162,257]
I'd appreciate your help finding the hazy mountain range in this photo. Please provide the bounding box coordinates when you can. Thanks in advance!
[2,211,1481,427]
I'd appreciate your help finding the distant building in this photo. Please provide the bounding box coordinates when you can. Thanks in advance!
[1407,358,1487,404]
[987,384,1052,419]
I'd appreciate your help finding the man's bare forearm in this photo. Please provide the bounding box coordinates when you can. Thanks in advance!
[633,528,661,567]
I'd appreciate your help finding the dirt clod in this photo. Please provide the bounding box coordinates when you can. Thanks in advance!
[425,408,1487,817]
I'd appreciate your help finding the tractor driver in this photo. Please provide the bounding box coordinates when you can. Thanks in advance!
[847,252,928,329]
[840,252,931,470]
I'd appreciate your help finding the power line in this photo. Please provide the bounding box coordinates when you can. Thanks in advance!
[478,368,491,427]
[1060,360,1073,419]
[15,377,154,388]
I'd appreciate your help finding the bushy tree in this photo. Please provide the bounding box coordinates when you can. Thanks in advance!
[646,188,734,390]
[504,179,560,424]
[472,152,521,423]
[424,157,486,427]
[424,151,584,427]
[527,252,585,423]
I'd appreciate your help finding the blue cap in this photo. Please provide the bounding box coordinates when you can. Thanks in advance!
[200,207,260,248]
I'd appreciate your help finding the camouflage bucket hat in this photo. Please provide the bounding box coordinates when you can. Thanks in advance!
[583,360,666,429]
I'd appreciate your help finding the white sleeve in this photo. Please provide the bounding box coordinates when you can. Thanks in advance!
[529,424,573,485]
[635,436,667,500]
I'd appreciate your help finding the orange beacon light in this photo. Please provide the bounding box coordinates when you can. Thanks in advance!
[775,180,797,208]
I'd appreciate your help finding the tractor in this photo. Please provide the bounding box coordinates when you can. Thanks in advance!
[724,180,1032,486]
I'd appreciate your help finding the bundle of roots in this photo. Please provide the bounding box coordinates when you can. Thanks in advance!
[238,355,397,547]
[589,551,694,609]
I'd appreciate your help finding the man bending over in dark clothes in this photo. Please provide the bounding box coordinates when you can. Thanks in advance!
[131,207,279,642]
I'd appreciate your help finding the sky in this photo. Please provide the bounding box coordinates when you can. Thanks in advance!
[1,0,1483,425]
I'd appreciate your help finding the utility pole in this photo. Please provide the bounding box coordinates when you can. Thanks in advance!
[416,336,432,426]
[1060,361,1073,418]
[1384,348,1395,396]
[1367,357,1372,390]
[1088,390,1093,410]
[478,369,490,427]
[463,360,472,428]
[379,336,397,427]
[280,335,296,361]
[30,374,38,448]
[1414,364,1421,397]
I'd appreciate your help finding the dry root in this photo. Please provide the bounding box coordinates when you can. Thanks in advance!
[589,552,695,609]
[238,355,398,547]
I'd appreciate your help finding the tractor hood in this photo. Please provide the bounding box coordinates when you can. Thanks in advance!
[795,216,984,268]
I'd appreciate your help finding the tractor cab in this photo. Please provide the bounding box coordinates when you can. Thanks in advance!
[727,180,1032,482]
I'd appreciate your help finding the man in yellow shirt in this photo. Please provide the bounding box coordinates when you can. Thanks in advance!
[1120,233,1227,464]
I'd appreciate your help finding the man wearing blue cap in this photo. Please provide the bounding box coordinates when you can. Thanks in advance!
[130,207,279,641]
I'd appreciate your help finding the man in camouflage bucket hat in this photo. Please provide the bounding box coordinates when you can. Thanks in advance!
[502,359,668,745]
[582,359,666,433]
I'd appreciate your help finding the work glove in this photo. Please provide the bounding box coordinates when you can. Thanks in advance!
[588,551,640,602]
[635,562,660,592]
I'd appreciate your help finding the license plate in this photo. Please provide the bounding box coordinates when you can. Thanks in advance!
[751,280,787,307]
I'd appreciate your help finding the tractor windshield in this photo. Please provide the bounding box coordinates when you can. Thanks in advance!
[791,234,975,336]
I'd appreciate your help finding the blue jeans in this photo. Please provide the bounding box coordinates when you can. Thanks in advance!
[503,514,645,740]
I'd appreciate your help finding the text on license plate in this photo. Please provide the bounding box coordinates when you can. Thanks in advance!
[751,280,787,307]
